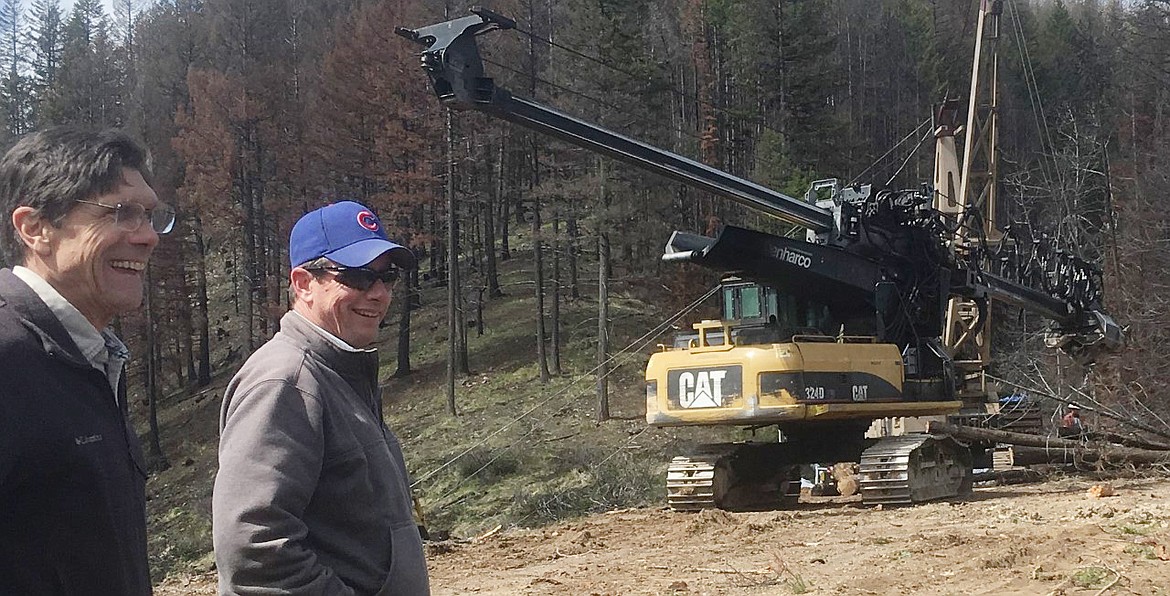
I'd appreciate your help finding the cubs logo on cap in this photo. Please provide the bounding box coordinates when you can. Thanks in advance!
[357,210,379,232]
[289,201,416,270]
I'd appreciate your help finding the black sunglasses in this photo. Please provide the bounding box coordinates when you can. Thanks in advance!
[305,265,400,291]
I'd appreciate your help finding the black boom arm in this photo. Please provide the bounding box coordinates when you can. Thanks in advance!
[398,9,1122,363]
[396,8,834,233]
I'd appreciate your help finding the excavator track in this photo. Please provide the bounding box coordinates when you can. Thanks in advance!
[666,455,719,511]
[666,447,801,512]
[858,434,972,505]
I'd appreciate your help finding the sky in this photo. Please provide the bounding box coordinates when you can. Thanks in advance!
[69,0,124,17]
[25,0,126,20]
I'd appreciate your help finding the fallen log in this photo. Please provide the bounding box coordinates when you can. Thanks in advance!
[971,467,1044,484]
[926,421,1170,466]
[927,421,1080,449]
[1008,445,1097,466]
[831,462,859,497]
[1088,431,1170,452]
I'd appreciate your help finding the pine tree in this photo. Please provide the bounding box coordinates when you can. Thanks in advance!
[47,0,125,126]
[0,0,32,138]
[28,0,62,126]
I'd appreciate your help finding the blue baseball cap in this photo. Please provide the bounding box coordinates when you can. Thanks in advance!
[289,201,416,270]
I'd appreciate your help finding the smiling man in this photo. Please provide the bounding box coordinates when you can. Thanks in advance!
[0,127,173,595]
[213,201,429,596]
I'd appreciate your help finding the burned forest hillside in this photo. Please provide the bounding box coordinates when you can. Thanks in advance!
[4,0,1168,590]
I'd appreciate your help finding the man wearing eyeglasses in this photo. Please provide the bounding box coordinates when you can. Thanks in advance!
[213,201,429,595]
[0,127,173,595]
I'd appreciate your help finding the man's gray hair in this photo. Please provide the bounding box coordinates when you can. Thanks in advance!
[0,126,153,264]
[288,257,334,304]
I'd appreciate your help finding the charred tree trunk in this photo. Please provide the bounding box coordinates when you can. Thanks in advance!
[550,207,562,375]
[193,216,211,386]
[143,264,169,471]
[596,158,611,422]
[445,109,459,416]
[239,179,256,351]
[173,225,195,386]
[499,145,511,261]
[499,195,510,261]
[524,0,548,384]
[532,193,550,383]
[430,201,442,280]
[566,210,580,300]
[265,211,282,336]
[485,140,503,297]
[394,274,413,377]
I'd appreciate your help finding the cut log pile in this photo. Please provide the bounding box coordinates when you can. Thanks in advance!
[926,421,1170,468]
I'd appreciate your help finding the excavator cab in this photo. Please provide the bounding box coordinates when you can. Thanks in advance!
[672,279,834,348]
[721,280,835,345]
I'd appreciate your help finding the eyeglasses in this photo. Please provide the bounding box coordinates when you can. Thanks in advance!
[75,199,176,234]
[305,265,400,291]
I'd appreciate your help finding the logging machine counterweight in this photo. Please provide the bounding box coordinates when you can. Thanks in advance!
[399,4,1123,511]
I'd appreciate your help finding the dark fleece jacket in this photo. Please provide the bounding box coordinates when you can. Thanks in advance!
[0,268,151,596]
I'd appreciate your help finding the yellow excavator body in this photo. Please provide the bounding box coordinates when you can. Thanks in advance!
[646,323,961,428]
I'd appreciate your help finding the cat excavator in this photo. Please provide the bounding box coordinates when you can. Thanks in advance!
[398,1,1123,510]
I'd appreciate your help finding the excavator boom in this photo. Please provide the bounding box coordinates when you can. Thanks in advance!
[398,8,1122,362]
[396,8,833,233]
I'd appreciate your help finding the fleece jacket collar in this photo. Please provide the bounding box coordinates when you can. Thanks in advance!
[276,310,381,397]
[0,268,90,370]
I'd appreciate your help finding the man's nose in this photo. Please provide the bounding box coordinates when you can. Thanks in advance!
[129,218,160,249]
[367,277,393,299]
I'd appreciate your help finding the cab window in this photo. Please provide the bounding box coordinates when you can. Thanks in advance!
[722,284,764,320]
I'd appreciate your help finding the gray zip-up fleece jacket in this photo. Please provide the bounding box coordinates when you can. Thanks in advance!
[212,311,430,596]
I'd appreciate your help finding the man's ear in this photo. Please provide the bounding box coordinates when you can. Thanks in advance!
[290,267,315,303]
[12,206,53,257]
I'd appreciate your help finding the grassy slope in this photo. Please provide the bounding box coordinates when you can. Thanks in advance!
[140,235,733,583]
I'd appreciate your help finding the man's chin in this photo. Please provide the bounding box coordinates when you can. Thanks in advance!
[351,331,380,349]
[106,291,146,317]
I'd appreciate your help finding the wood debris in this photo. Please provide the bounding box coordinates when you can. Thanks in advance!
[474,524,502,542]
[1086,483,1114,498]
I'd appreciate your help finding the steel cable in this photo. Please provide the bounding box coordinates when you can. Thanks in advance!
[410,283,721,494]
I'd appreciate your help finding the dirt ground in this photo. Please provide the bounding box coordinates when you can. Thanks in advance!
[157,474,1170,595]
